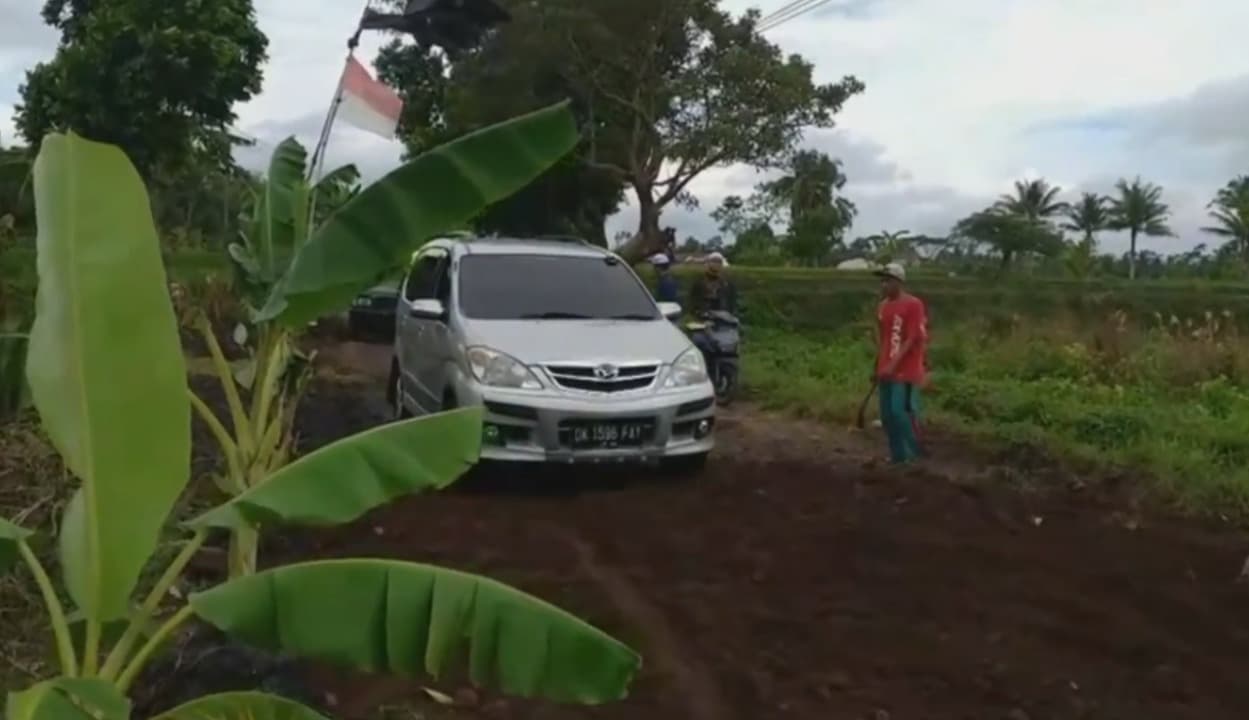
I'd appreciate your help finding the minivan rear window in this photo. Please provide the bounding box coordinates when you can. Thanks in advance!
[458,254,660,321]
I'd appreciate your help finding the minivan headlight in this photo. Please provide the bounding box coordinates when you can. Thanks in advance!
[665,348,708,388]
[465,346,543,390]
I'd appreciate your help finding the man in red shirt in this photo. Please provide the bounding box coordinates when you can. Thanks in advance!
[873,262,927,464]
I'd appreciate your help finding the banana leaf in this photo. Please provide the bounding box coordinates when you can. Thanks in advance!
[28,132,190,621]
[5,679,128,720]
[0,516,32,573]
[188,408,481,531]
[153,692,329,720]
[260,100,578,327]
[191,560,640,704]
[253,138,308,281]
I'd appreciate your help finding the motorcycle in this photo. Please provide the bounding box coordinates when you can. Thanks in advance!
[685,310,741,404]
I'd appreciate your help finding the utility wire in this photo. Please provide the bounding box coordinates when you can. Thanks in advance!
[758,0,838,32]
[757,0,817,26]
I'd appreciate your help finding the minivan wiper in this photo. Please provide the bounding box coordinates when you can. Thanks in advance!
[606,313,657,321]
[518,311,592,319]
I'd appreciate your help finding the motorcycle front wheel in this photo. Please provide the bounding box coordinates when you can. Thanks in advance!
[714,364,737,405]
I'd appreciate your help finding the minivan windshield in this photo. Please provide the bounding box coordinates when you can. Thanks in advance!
[458,254,661,321]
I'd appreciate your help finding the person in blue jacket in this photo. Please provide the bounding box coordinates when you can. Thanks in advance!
[650,253,680,303]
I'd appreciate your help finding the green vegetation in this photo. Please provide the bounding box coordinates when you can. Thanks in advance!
[2,129,636,717]
[740,288,1249,513]
[377,0,862,256]
[16,0,267,178]
[193,102,577,577]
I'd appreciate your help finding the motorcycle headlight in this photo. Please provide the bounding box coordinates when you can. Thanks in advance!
[465,346,543,390]
[665,348,708,388]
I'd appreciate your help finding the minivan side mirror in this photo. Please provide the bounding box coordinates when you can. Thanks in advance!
[657,301,682,321]
[409,299,446,320]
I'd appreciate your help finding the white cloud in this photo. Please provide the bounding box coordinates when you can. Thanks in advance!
[4,0,1248,256]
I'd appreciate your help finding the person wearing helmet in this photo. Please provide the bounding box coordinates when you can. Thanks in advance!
[649,253,680,303]
[872,262,927,464]
[688,252,737,317]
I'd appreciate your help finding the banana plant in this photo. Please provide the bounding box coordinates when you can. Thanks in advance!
[3,131,638,719]
[191,100,579,577]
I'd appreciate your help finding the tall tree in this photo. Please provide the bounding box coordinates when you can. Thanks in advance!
[994,178,1069,221]
[757,150,855,265]
[375,26,624,245]
[1063,192,1110,245]
[16,0,267,177]
[1107,177,1172,280]
[1201,175,1249,262]
[556,0,863,260]
[759,151,856,232]
[952,209,1064,272]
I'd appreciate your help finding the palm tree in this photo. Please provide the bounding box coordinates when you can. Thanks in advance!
[1062,192,1110,245]
[762,150,857,234]
[1108,177,1173,279]
[1201,175,1249,262]
[995,178,1069,221]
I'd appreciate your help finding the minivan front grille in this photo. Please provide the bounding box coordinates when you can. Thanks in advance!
[544,363,660,394]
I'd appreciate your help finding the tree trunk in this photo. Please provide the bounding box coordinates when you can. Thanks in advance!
[616,187,663,264]
[1128,229,1138,280]
[999,249,1013,273]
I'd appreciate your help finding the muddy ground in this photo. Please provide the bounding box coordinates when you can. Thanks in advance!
[273,342,1249,720]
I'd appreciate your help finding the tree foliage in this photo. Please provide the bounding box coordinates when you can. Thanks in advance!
[1108,177,1172,280]
[1202,175,1249,262]
[375,23,623,245]
[952,210,1065,271]
[755,151,855,266]
[994,178,1068,221]
[1063,192,1110,244]
[16,0,268,178]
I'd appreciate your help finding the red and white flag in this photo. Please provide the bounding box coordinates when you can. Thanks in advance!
[336,56,403,139]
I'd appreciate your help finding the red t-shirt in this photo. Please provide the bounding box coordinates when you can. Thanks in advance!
[876,293,928,383]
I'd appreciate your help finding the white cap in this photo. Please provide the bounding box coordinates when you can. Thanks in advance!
[706,252,728,266]
[874,262,906,282]
[648,253,671,266]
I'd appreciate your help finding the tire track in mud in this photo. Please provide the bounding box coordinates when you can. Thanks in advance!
[556,529,735,720]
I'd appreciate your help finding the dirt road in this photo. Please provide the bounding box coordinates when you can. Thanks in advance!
[289,342,1249,720]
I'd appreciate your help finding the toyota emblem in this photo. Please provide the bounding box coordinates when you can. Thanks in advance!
[593,363,619,380]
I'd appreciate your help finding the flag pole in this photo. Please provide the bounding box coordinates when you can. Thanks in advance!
[307,1,370,184]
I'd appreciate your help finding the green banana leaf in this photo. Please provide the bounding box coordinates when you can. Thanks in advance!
[254,138,308,281]
[188,408,482,531]
[0,516,32,573]
[190,560,641,704]
[28,132,190,621]
[5,679,128,720]
[153,692,329,720]
[260,100,578,327]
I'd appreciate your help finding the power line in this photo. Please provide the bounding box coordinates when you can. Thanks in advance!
[758,0,838,32]
[759,0,833,31]
[757,0,817,26]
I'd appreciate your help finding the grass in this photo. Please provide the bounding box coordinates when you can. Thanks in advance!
[743,309,1249,516]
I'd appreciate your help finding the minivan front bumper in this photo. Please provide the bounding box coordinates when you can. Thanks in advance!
[458,380,716,463]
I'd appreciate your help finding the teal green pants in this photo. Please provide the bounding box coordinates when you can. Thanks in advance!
[879,381,922,464]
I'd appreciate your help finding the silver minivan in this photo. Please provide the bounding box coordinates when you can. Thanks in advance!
[388,235,716,470]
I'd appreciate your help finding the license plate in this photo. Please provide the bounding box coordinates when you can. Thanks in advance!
[570,421,650,449]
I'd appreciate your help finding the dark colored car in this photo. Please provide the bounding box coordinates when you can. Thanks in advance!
[348,282,400,341]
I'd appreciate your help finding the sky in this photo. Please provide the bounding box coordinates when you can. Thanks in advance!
[4,0,1249,255]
